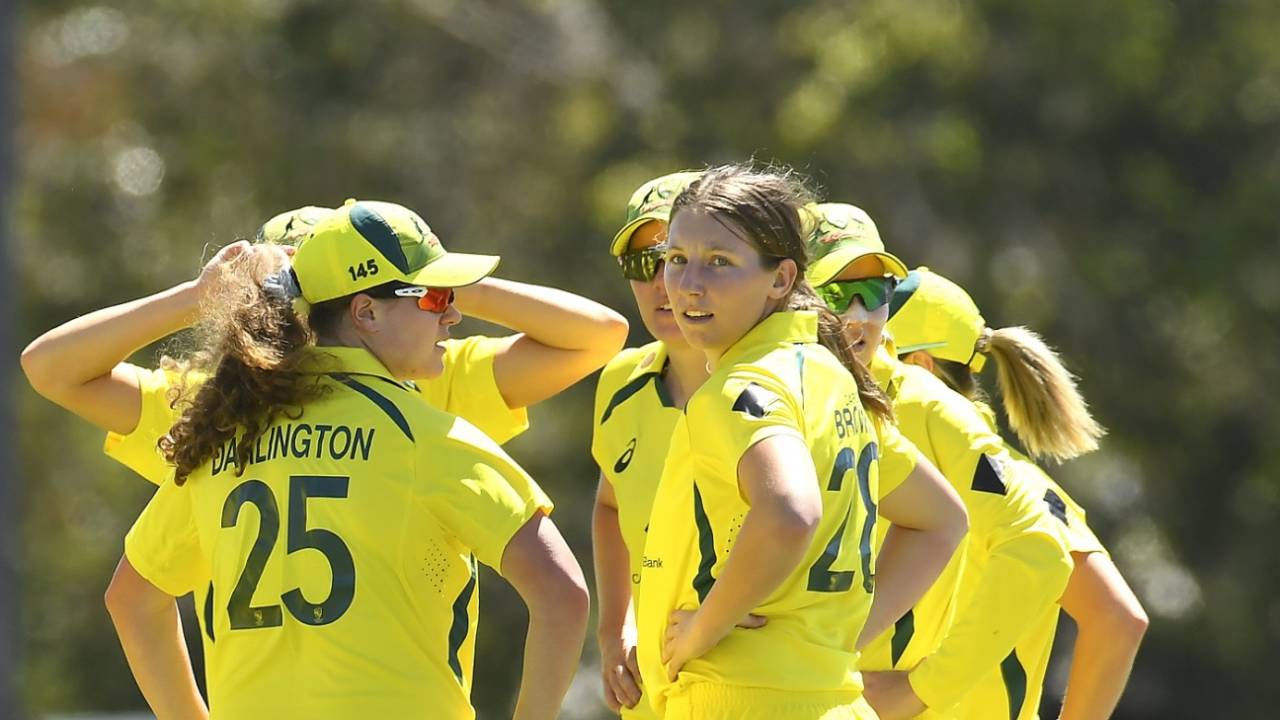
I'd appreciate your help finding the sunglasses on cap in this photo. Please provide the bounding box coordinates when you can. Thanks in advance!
[618,246,665,282]
[392,285,456,313]
[817,276,898,315]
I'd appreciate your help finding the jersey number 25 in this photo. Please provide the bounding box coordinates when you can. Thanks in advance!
[220,475,357,629]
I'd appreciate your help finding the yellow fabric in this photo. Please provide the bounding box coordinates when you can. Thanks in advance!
[948,404,1106,720]
[104,336,528,485]
[610,171,703,255]
[256,205,333,245]
[292,199,498,303]
[663,683,877,720]
[803,202,908,285]
[637,312,921,714]
[883,267,987,372]
[860,347,1074,715]
[412,336,529,445]
[103,364,189,485]
[124,346,552,720]
[589,341,681,720]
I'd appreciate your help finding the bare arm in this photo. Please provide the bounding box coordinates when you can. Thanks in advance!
[592,474,643,711]
[104,556,207,720]
[453,278,628,409]
[1058,552,1148,720]
[502,510,591,720]
[858,459,968,650]
[20,241,264,433]
[662,434,821,678]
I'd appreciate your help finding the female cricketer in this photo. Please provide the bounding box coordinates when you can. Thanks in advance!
[21,201,596,719]
[590,171,707,719]
[805,203,1078,720]
[884,267,1148,720]
[635,165,968,720]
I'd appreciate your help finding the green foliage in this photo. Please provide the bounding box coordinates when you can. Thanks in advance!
[17,0,1280,716]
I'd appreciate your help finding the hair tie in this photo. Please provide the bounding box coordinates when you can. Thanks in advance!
[263,266,302,301]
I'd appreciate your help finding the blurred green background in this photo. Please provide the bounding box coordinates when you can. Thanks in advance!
[11,0,1280,718]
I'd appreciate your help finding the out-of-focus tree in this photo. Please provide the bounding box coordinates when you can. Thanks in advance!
[16,1,1280,717]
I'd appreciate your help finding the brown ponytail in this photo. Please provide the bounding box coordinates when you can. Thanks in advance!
[160,247,329,484]
[673,163,894,423]
[977,325,1106,462]
[788,283,894,423]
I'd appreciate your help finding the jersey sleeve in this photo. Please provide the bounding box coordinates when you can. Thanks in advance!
[907,455,1075,711]
[124,479,209,597]
[873,417,922,499]
[691,367,805,485]
[1044,477,1107,556]
[103,364,181,485]
[413,336,529,445]
[589,355,627,481]
[421,419,554,571]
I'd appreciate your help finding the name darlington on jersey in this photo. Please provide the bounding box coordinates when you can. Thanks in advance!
[211,422,376,476]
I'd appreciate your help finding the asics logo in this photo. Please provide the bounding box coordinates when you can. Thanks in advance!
[614,437,637,473]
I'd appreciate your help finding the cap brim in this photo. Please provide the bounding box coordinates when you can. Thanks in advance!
[610,213,667,256]
[892,340,950,354]
[808,246,909,286]
[407,252,500,288]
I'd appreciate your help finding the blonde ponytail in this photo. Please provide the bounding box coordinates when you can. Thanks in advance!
[979,326,1105,462]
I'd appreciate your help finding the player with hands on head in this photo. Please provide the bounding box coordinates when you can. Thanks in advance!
[635,165,967,720]
[33,201,628,493]
[885,267,1147,720]
[22,200,591,720]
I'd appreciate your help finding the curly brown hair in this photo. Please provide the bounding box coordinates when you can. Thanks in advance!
[671,164,894,423]
[159,247,332,484]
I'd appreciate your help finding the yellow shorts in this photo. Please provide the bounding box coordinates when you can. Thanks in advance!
[663,683,878,720]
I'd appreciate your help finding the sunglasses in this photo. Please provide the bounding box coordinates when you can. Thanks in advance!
[618,247,665,282]
[817,276,898,315]
[393,285,456,313]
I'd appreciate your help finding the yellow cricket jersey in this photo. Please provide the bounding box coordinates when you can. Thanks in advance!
[636,312,920,714]
[949,404,1107,720]
[104,335,529,486]
[124,346,552,719]
[860,348,1074,716]
[589,341,682,720]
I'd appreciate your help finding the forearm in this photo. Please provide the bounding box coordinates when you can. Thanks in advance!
[907,535,1072,711]
[22,281,199,392]
[858,524,958,649]
[1058,624,1142,720]
[513,594,590,720]
[109,599,207,720]
[694,504,814,640]
[454,277,625,351]
[1058,552,1147,720]
[592,495,635,645]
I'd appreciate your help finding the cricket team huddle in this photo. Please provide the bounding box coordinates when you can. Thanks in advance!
[21,163,1148,720]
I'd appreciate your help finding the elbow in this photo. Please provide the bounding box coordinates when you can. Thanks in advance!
[592,309,631,358]
[538,568,591,632]
[1114,602,1150,646]
[20,338,58,398]
[103,570,131,622]
[774,496,824,548]
[942,501,969,549]
[524,553,591,630]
